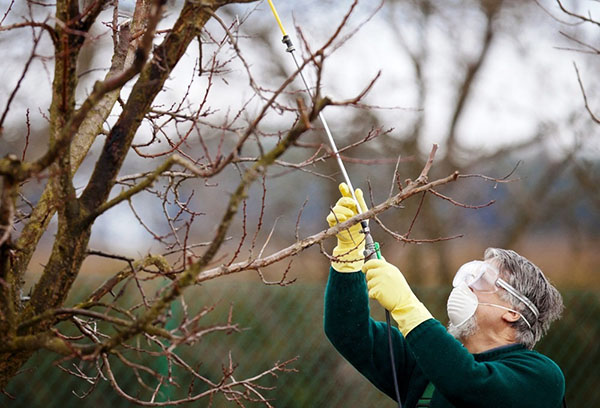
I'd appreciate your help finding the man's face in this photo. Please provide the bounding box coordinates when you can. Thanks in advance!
[472,287,516,330]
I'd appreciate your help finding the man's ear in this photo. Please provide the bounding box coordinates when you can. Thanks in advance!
[501,310,521,324]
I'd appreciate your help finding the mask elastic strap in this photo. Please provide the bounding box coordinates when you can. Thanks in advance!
[496,278,539,320]
[478,303,533,329]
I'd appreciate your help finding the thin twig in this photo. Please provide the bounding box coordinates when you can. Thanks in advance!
[573,62,600,124]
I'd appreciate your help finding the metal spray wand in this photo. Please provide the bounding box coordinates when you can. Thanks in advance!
[265,1,402,406]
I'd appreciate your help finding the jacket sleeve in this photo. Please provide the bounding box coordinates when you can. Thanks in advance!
[323,267,420,402]
[406,319,566,408]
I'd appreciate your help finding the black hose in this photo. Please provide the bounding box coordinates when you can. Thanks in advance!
[362,221,402,408]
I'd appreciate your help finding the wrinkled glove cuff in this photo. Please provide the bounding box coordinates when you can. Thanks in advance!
[391,298,433,337]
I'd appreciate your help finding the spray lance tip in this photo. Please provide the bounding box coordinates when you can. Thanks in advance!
[282,35,295,53]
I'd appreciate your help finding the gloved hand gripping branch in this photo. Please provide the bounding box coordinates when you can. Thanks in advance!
[326,183,368,273]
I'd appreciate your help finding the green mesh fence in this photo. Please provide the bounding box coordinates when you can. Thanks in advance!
[2,280,598,407]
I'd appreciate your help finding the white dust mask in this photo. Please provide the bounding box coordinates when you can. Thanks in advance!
[447,282,478,328]
[447,283,534,330]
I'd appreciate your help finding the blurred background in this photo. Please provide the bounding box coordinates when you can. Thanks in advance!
[1,0,599,406]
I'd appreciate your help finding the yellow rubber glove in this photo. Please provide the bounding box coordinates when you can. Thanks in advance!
[326,183,367,273]
[363,259,433,336]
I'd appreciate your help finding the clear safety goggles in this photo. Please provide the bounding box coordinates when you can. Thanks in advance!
[453,261,539,323]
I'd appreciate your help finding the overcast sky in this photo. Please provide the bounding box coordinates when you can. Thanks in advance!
[1,0,598,152]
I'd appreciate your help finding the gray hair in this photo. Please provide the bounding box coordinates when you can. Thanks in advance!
[484,248,564,349]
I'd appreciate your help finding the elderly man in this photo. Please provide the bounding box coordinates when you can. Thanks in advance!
[324,184,566,407]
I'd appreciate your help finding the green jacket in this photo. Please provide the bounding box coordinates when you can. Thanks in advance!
[323,268,565,408]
